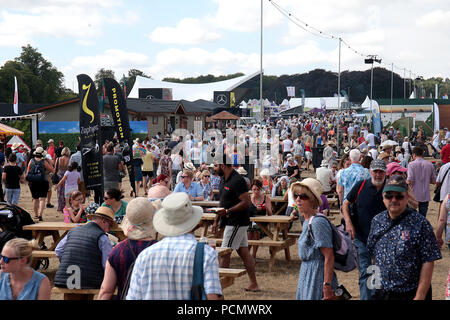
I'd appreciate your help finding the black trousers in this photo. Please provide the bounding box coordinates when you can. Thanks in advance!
[374,286,432,300]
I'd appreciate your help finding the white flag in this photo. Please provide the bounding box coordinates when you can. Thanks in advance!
[286,86,295,97]
[13,76,18,114]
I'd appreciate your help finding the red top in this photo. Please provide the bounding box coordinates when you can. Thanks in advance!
[441,144,450,164]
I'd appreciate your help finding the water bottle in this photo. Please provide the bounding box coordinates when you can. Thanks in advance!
[63,207,70,223]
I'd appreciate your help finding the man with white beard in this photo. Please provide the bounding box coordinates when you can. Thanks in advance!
[341,159,387,300]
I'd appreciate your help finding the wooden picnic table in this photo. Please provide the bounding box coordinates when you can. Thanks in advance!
[199,213,295,271]
[269,196,288,215]
[23,221,125,269]
[192,200,221,207]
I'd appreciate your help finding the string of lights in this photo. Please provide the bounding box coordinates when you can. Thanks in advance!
[268,0,420,80]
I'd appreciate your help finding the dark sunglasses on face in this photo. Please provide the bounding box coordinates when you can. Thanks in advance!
[384,193,405,200]
[294,193,310,200]
[181,176,189,179]
[204,175,210,178]
[0,254,20,264]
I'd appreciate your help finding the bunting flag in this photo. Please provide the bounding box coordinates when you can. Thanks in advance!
[99,78,106,113]
[103,77,136,196]
[372,99,382,136]
[122,74,127,98]
[13,76,18,114]
[433,103,440,133]
[77,74,103,191]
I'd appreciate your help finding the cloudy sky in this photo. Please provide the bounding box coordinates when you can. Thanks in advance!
[0,0,449,92]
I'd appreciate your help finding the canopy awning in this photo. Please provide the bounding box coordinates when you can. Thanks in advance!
[206,111,240,121]
[0,123,24,136]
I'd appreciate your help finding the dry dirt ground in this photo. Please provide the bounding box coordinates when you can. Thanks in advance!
[15,172,449,300]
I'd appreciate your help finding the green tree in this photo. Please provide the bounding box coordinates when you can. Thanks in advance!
[124,69,152,96]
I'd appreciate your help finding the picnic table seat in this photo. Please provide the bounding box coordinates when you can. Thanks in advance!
[52,287,100,300]
[218,268,246,289]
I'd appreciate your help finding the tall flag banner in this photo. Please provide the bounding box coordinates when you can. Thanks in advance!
[433,103,440,133]
[372,99,382,136]
[287,86,295,97]
[77,74,103,190]
[103,78,136,196]
[13,76,18,114]
[122,74,127,98]
[300,89,305,113]
[99,78,106,113]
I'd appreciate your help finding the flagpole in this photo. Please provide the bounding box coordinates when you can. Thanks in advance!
[337,38,341,154]
[391,63,394,124]
[260,0,264,120]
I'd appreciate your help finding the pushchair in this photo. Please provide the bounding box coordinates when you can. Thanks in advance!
[0,202,49,270]
[427,142,440,159]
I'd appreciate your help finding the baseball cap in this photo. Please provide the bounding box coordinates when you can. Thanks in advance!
[386,162,407,176]
[382,175,408,193]
[370,159,387,172]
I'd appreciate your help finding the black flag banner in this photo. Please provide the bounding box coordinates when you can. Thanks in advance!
[77,74,103,190]
[103,78,136,196]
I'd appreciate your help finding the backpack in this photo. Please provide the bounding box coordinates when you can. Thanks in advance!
[26,159,46,182]
[308,214,357,272]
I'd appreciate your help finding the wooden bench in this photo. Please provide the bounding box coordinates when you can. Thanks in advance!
[32,251,57,258]
[329,209,340,215]
[52,287,100,300]
[219,268,246,289]
[203,237,296,271]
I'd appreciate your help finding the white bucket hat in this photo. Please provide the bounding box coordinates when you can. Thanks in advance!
[153,193,203,237]
[320,160,328,167]
[259,168,270,177]
[121,197,156,240]
[184,162,195,171]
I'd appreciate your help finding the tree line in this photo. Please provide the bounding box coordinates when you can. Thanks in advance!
[1,45,449,105]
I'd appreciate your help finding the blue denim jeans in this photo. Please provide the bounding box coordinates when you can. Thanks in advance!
[354,238,375,300]
[5,188,21,205]
[418,201,429,217]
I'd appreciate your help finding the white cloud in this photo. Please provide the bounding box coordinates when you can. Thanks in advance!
[417,10,450,28]
[0,1,138,47]
[150,18,221,45]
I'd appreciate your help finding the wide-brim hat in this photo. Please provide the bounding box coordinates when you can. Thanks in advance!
[320,160,328,167]
[292,178,323,206]
[344,147,350,154]
[33,146,47,157]
[87,206,117,228]
[236,167,247,175]
[121,197,156,240]
[11,142,21,150]
[153,193,203,237]
[184,162,195,171]
[47,139,54,144]
[386,162,407,176]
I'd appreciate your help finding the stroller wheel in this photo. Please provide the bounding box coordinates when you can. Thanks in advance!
[37,258,49,270]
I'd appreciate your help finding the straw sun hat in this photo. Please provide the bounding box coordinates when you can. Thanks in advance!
[291,178,323,206]
[86,206,117,228]
[153,193,203,237]
[33,146,47,157]
[121,197,156,240]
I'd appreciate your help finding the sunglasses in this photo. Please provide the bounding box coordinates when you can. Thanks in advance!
[181,176,189,179]
[294,193,310,200]
[204,175,210,178]
[384,193,405,200]
[0,254,21,264]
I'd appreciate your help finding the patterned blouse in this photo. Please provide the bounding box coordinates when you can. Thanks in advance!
[367,208,442,292]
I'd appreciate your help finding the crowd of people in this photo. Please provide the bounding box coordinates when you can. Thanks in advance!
[0,111,449,300]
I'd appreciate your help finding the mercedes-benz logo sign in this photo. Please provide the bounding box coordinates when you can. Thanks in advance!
[146,95,156,100]
[216,94,228,105]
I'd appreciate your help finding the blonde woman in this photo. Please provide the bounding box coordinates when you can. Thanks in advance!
[199,170,213,201]
[0,238,51,300]
[55,147,71,212]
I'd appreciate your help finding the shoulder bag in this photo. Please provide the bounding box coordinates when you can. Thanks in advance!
[120,240,137,300]
[349,179,366,225]
[434,167,450,202]
[52,157,61,185]
[191,242,207,300]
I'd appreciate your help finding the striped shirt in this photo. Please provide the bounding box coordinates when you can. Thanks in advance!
[126,233,222,300]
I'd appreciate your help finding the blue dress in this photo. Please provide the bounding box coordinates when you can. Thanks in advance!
[0,270,46,300]
[296,216,338,300]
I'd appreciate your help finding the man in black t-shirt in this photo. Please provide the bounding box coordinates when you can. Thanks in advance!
[3,153,25,205]
[212,156,260,292]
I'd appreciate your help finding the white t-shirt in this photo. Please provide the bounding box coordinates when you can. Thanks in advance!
[366,133,375,147]
[369,148,378,160]
[282,139,293,153]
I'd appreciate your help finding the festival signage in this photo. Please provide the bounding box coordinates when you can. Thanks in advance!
[77,74,103,190]
[103,78,136,196]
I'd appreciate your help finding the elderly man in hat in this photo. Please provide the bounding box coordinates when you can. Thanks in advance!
[341,159,387,300]
[126,193,222,300]
[54,206,116,289]
[366,175,441,300]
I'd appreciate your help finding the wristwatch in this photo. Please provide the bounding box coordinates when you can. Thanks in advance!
[323,282,331,287]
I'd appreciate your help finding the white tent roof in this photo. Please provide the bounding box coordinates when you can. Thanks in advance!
[128,71,261,101]
[288,96,348,110]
